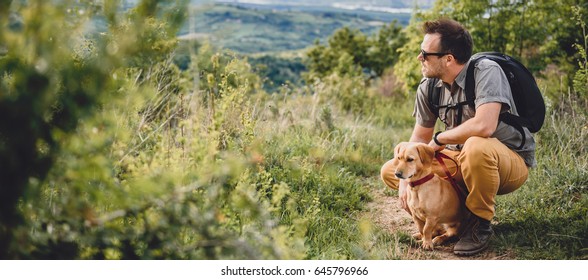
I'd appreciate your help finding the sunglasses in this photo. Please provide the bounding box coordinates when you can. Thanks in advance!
[420,49,450,59]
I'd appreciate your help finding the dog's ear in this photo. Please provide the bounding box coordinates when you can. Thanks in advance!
[415,143,435,165]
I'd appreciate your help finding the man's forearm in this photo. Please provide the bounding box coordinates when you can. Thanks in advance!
[409,123,435,143]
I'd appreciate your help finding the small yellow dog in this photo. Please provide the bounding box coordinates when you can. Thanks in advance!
[392,142,465,250]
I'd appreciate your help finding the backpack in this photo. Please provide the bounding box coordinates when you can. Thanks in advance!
[428,52,546,149]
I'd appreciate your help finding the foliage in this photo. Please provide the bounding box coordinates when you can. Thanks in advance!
[190,41,262,103]
[393,0,588,93]
[494,98,588,259]
[572,6,588,102]
[248,54,306,93]
[367,21,409,77]
[1,0,587,261]
[1,0,401,260]
[0,0,126,257]
[0,0,303,260]
[302,21,408,116]
[429,0,586,74]
[389,1,588,259]
[185,3,410,54]
[304,21,407,82]
[392,11,432,93]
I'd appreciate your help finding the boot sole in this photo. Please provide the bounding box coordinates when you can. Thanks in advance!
[453,242,489,256]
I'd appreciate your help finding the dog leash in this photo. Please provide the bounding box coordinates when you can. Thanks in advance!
[435,152,468,203]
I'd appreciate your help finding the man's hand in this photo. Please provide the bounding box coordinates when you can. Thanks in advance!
[428,139,445,151]
[428,131,446,151]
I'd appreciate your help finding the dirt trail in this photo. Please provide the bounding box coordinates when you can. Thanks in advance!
[367,186,514,260]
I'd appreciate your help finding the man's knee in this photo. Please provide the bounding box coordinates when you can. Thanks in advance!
[461,136,492,156]
[458,137,500,170]
[380,159,399,190]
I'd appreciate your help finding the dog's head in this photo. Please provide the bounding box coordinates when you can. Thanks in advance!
[392,142,435,180]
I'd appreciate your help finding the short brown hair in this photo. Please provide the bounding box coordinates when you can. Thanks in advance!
[423,19,473,64]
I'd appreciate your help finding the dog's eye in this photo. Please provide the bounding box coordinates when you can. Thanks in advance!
[406,157,414,162]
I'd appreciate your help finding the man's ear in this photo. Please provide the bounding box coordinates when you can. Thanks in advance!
[416,143,435,166]
[446,54,455,65]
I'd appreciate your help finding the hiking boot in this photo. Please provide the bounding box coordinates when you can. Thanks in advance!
[453,215,493,256]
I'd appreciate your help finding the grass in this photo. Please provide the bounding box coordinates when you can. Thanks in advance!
[7,0,584,261]
[250,89,409,259]
[18,37,585,260]
[492,104,588,259]
[30,72,585,259]
[252,79,587,259]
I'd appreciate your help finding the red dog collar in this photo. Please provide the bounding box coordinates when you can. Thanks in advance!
[409,173,435,188]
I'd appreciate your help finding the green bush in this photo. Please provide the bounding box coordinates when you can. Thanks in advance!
[2,0,586,261]
[1,0,305,260]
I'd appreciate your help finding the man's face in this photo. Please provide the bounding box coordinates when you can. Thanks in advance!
[418,33,447,79]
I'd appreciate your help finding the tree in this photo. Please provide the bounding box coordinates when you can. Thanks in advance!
[367,21,407,77]
[394,0,588,93]
[304,22,407,83]
[429,0,587,73]
[304,27,369,81]
[0,0,187,259]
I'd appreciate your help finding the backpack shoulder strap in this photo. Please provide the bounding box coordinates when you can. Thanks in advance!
[427,78,441,117]
[464,56,484,109]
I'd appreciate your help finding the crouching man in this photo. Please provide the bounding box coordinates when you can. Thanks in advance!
[380,19,536,256]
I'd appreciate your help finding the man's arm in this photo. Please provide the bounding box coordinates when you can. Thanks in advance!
[430,102,501,150]
[409,123,435,143]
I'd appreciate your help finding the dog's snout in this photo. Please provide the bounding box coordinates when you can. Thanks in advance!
[395,171,404,179]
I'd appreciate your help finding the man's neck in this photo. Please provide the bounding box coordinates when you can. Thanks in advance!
[441,63,466,85]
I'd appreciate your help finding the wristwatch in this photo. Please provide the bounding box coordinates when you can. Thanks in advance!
[433,131,445,146]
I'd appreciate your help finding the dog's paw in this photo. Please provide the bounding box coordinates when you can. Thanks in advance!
[421,240,434,250]
[412,232,422,240]
[432,234,448,245]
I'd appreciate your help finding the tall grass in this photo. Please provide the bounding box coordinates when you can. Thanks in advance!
[305,74,588,259]
[6,1,585,260]
[251,87,407,259]
[21,56,587,259]
[493,96,588,259]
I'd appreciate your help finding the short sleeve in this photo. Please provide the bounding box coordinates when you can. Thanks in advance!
[473,60,513,112]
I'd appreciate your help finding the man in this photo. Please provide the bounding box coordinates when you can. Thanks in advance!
[380,19,536,256]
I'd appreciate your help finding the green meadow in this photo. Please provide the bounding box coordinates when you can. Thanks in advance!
[0,0,585,259]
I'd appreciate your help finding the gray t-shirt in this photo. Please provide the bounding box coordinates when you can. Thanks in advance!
[413,59,536,167]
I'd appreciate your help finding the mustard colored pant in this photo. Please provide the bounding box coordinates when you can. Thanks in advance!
[380,137,529,221]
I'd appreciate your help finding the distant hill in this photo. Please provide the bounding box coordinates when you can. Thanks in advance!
[213,0,435,9]
[181,3,415,54]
